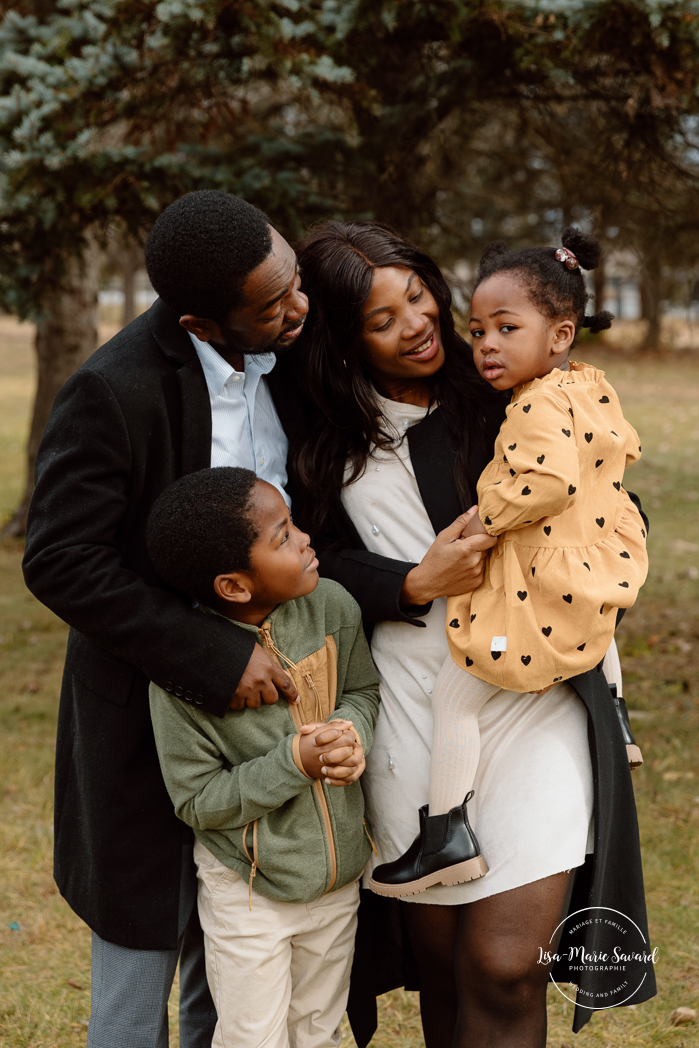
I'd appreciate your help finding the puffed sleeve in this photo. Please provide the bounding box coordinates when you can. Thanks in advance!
[478,389,580,534]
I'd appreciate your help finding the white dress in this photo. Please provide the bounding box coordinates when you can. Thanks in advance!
[341,397,595,904]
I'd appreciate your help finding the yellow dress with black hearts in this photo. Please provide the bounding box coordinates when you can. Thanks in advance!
[446,362,648,693]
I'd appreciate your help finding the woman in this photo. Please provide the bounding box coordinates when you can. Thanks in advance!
[289,221,654,1047]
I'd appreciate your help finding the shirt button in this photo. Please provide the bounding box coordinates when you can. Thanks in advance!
[259,456,265,466]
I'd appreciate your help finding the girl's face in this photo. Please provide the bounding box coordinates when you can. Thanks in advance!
[358,266,445,394]
[469,273,575,391]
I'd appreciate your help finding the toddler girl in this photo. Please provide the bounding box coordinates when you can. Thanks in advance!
[370,228,648,897]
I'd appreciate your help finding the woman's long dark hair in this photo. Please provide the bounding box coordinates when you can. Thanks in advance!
[292,220,489,535]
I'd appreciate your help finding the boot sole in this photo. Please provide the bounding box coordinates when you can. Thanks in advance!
[627,744,643,769]
[369,855,489,898]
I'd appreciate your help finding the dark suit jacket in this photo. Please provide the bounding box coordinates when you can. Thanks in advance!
[295,405,656,1039]
[22,299,306,949]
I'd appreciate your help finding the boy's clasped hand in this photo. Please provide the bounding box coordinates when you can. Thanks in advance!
[298,719,365,785]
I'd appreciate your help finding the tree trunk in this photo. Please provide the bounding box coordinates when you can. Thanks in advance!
[121,243,143,326]
[2,234,100,539]
[640,262,662,350]
[594,252,606,316]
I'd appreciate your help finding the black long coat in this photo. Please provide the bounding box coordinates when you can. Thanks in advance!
[300,406,656,1038]
[23,299,305,950]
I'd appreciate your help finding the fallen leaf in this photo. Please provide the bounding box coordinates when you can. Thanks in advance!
[670,1006,696,1026]
[67,979,84,990]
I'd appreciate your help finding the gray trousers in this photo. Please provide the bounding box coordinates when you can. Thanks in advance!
[87,845,217,1048]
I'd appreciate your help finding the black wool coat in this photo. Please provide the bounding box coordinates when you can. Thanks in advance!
[23,299,306,950]
[297,405,656,1039]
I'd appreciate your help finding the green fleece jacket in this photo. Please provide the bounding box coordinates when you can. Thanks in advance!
[149,578,380,904]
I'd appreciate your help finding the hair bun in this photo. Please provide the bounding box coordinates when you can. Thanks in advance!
[582,310,614,334]
[479,240,509,266]
[561,227,601,271]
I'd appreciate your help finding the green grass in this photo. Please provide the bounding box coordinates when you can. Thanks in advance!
[0,320,698,1046]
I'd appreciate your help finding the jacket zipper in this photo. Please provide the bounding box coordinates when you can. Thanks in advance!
[242,821,259,910]
[259,623,338,894]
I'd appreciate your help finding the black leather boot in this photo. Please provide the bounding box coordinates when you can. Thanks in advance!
[609,683,643,769]
[368,791,488,898]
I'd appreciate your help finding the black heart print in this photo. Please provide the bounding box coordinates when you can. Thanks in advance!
[577,643,586,651]
[509,443,517,451]
[613,481,621,490]
[641,529,646,538]
[562,429,571,437]
[484,516,492,525]
[544,525,551,536]
[585,432,593,443]
[595,460,604,468]
[510,469,516,477]
[568,485,576,495]
[620,551,630,559]
[568,407,574,417]
[562,594,573,603]
[553,676,563,682]
[449,619,460,628]
[531,567,536,576]
[521,655,531,665]
[517,591,528,601]
[522,486,531,496]
[599,396,609,403]
[537,455,545,464]
[619,581,629,588]
[596,517,605,528]
[465,657,473,666]
[541,626,552,637]
[491,651,502,661]
[522,404,531,413]
[583,562,590,571]
[470,614,476,622]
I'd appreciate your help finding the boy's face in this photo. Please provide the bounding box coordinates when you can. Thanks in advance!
[214,481,319,622]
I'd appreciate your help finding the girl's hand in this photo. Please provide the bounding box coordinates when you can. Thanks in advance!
[400,510,498,605]
[459,505,489,538]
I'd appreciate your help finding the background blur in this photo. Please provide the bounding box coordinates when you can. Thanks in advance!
[1,2,698,1046]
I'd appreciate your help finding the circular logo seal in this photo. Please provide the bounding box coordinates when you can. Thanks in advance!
[539,906,658,1010]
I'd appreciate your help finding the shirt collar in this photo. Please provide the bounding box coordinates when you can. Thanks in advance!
[188,331,277,397]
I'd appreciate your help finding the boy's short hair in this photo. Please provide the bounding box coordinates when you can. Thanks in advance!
[147,467,259,604]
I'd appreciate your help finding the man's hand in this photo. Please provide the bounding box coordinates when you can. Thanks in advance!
[298,721,358,779]
[230,644,299,710]
[400,508,498,606]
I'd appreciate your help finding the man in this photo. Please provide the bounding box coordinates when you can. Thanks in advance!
[23,191,310,1048]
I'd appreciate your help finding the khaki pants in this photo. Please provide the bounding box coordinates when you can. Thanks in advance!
[194,840,360,1048]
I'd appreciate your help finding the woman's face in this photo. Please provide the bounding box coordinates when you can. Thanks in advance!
[358,266,444,390]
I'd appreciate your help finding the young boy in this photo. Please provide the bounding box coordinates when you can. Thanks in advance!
[146,466,380,1048]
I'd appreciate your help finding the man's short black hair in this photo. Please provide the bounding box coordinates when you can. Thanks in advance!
[145,191,274,321]
[147,467,260,604]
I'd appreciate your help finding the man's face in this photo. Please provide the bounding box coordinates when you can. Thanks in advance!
[181,227,309,359]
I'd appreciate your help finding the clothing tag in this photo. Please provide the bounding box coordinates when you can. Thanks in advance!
[491,636,507,652]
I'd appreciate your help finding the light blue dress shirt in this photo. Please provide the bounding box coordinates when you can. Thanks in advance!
[188,331,290,505]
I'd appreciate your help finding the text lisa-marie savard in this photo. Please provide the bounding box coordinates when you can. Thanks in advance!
[537,945,659,969]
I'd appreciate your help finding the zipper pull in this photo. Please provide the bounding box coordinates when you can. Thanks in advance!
[248,861,257,911]
[363,818,378,857]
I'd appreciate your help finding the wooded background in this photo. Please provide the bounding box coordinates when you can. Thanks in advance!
[2,0,699,536]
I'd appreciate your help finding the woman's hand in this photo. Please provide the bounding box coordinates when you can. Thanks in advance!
[401,508,498,605]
